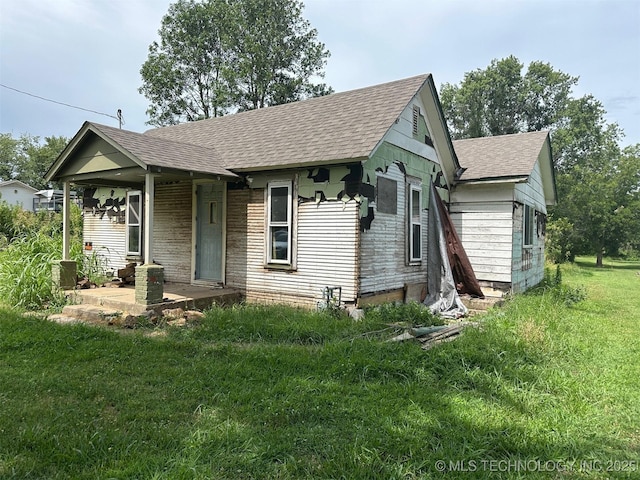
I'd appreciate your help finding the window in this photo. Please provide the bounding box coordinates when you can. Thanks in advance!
[523,204,534,247]
[126,190,142,256]
[409,184,422,262]
[267,181,292,264]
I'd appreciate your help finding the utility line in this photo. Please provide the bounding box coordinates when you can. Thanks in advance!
[0,83,121,123]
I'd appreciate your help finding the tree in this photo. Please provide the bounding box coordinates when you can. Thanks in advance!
[139,0,332,126]
[0,133,67,190]
[440,56,639,265]
[440,56,577,139]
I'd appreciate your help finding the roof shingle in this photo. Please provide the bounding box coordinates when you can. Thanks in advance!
[453,131,549,181]
[144,74,430,171]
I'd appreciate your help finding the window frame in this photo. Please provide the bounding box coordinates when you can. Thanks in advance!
[523,204,535,247]
[266,180,293,265]
[125,190,142,257]
[408,183,423,263]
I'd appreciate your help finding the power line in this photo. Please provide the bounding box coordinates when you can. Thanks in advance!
[0,83,122,124]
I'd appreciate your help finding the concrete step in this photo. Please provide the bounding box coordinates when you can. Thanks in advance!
[60,304,123,324]
[461,295,503,312]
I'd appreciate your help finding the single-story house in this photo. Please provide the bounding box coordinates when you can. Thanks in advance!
[0,179,38,211]
[46,74,465,308]
[449,131,557,295]
[46,74,555,308]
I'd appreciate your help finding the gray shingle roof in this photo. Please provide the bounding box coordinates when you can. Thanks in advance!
[453,131,550,181]
[90,123,236,177]
[144,74,430,171]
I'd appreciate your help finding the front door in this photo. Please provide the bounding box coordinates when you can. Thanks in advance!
[195,183,224,282]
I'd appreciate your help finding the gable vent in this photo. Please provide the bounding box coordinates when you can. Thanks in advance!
[412,105,420,136]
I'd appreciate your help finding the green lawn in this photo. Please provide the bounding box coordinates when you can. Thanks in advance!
[1,258,639,479]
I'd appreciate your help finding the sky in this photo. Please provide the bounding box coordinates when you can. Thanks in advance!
[1,0,639,147]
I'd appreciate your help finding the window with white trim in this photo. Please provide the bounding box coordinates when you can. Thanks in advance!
[126,190,142,256]
[409,184,422,262]
[267,181,292,264]
[523,204,534,247]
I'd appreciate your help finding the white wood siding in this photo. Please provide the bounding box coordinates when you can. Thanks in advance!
[360,165,428,297]
[83,214,126,275]
[227,187,359,307]
[450,185,514,284]
[152,181,192,283]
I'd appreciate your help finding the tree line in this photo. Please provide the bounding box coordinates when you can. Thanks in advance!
[2,1,637,265]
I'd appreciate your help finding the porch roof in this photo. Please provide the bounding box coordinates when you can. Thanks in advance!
[46,122,237,184]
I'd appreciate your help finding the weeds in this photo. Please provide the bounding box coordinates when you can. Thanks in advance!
[363,300,444,327]
[0,233,82,309]
[0,203,96,310]
[533,265,587,307]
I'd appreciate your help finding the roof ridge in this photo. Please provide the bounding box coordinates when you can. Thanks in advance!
[144,73,431,135]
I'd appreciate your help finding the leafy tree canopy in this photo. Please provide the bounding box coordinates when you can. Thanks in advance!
[0,133,67,190]
[140,0,332,126]
[440,55,577,140]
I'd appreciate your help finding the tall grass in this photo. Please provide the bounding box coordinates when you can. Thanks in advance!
[0,233,80,309]
[0,202,89,310]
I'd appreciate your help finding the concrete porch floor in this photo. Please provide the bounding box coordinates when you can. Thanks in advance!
[67,283,243,316]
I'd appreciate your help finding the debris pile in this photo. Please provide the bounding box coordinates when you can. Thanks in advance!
[390,322,478,350]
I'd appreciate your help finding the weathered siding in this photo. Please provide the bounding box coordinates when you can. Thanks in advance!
[449,183,514,284]
[450,159,548,293]
[152,181,192,283]
[512,160,546,292]
[83,187,128,274]
[233,184,358,307]
[359,163,429,299]
[83,214,126,274]
[225,188,249,290]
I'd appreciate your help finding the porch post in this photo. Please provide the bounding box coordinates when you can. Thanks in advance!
[135,172,164,305]
[144,172,155,264]
[52,180,77,289]
[62,180,71,260]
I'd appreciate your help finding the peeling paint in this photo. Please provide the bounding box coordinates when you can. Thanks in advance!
[83,187,127,222]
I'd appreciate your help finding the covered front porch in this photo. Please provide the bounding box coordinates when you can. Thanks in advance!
[45,122,240,306]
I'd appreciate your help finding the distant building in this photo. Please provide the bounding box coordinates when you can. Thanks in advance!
[0,179,38,211]
[33,189,80,212]
[0,181,80,212]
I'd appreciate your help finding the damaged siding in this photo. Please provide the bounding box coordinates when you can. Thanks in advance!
[512,160,546,292]
[449,185,514,284]
[225,187,249,290]
[237,181,358,307]
[359,162,429,299]
[358,100,446,301]
[152,181,192,283]
[82,187,127,274]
